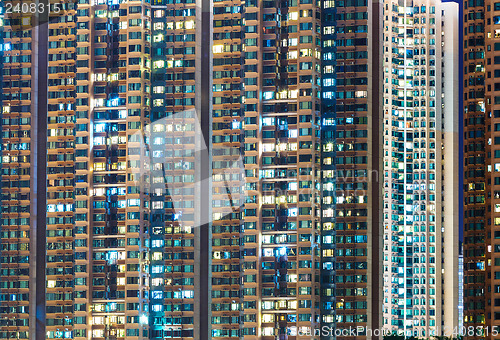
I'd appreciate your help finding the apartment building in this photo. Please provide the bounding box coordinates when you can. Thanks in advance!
[0,9,46,340]
[332,0,384,337]
[0,0,386,339]
[382,0,459,336]
[462,0,500,337]
[240,0,329,336]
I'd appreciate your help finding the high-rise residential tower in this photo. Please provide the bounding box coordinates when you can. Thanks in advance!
[240,0,328,336]
[382,0,459,337]
[463,0,486,332]
[462,0,500,337]
[0,10,50,340]
[331,0,384,337]
[73,0,152,339]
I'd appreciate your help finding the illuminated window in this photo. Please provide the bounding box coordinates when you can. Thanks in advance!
[263,91,274,100]
[152,252,163,261]
[154,22,164,30]
[262,143,275,152]
[153,34,164,42]
[262,301,273,310]
[261,196,275,204]
[92,330,104,338]
[262,328,275,336]
[153,60,165,69]
[262,314,274,323]
[213,45,224,53]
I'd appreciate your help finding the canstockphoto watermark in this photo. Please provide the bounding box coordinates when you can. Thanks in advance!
[131,109,245,229]
[298,326,397,337]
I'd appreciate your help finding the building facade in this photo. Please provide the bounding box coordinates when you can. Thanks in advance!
[462,0,500,337]
[331,0,384,337]
[0,0,385,339]
[240,0,326,336]
[382,0,459,337]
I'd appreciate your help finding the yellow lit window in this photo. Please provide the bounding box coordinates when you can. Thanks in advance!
[323,223,334,230]
[262,314,274,323]
[92,330,104,338]
[277,196,286,204]
[92,304,105,312]
[213,45,224,53]
[261,196,275,204]
[299,49,312,57]
[92,317,105,325]
[323,249,334,257]
[153,60,165,69]
[153,34,163,42]
[93,163,105,171]
[153,99,164,107]
[153,86,165,94]
[288,51,298,59]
